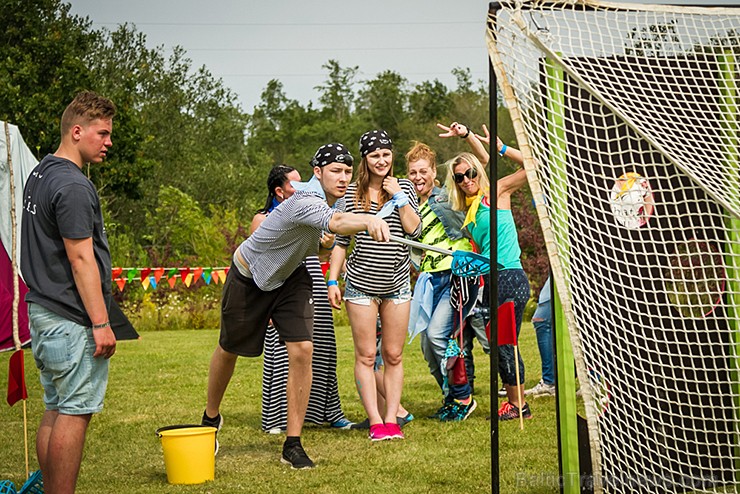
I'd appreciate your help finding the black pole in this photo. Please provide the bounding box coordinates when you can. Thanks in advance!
[488,4,500,494]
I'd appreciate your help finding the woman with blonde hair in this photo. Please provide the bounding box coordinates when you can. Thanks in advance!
[441,122,532,421]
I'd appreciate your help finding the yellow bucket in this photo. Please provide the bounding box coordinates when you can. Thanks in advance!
[156,425,216,484]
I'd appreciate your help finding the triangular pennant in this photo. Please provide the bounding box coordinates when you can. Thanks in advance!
[184,273,193,287]
[153,267,165,283]
[225,267,230,275]
[167,268,178,279]
[127,269,137,283]
[168,276,177,288]
[142,276,151,290]
[112,267,123,279]
[150,276,158,289]
[140,268,152,283]
[211,270,221,285]
[115,278,126,292]
[179,268,191,283]
[320,262,330,278]
[193,267,203,283]
[218,269,227,283]
[203,267,213,285]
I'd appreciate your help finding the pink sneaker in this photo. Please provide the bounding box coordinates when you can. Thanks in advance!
[385,422,404,440]
[369,423,391,441]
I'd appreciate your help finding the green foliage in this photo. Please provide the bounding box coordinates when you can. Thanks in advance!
[0,0,96,156]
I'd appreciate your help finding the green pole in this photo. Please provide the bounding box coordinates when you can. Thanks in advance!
[546,57,580,494]
[718,48,740,482]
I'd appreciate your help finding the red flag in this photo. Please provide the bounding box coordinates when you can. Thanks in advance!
[486,301,517,346]
[7,349,27,406]
[497,301,517,346]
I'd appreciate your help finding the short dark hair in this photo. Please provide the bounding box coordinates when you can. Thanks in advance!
[60,91,116,136]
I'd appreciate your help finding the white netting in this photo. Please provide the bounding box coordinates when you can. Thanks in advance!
[489,2,740,493]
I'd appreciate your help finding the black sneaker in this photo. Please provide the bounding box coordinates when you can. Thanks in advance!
[350,418,370,430]
[281,442,315,469]
[201,411,223,455]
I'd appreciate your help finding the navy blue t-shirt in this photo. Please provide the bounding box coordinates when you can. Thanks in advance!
[20,154,112,326]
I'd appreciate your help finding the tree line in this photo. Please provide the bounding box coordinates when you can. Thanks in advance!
[1,0,547,305]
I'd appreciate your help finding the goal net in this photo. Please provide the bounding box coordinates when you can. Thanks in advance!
[488,1,740,492]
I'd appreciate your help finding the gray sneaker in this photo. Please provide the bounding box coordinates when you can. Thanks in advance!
[524,380,556,397]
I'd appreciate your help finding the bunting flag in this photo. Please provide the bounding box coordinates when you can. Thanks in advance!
[110,266,229,290]
[153,267,165,283]
[193,267,203,282]
[140,268,152,283]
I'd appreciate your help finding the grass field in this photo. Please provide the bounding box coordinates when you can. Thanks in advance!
[0,322,560,493]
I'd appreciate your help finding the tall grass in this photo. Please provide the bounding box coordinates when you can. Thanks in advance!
[0,322,559,493]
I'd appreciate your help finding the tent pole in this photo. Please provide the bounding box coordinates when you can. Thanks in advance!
[5,122,21,352]
[5,121,29,478]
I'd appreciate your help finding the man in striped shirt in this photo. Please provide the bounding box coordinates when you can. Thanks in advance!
[202,143,390,469]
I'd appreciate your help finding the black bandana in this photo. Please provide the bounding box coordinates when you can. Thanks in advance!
[310,143,353,168]
[359,129,393,157]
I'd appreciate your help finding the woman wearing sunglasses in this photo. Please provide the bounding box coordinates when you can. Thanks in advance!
[327,130,421,441]
[441,122,532,422]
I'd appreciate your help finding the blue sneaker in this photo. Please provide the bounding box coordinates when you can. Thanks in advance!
[440,399,477,422]
[396,413,414,427]
[330,417,354,430]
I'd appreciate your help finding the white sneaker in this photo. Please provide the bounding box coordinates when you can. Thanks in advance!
[524,380,556,397]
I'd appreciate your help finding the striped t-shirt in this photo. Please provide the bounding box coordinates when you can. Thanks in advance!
[336,179,421,296]
[238,189,334,291]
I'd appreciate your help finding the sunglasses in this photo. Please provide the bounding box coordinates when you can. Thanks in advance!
[454,168,478,184]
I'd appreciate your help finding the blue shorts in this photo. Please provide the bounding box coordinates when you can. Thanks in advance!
[29,304,109,415]
[343,279,412,306]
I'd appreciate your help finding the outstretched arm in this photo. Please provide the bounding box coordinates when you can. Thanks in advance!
[328,212,390,242]
[437,121,489,164]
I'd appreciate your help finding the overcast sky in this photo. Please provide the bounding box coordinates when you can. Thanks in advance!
[67,0,734,113]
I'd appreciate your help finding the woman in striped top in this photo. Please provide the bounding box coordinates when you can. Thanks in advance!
[328,130,421,441]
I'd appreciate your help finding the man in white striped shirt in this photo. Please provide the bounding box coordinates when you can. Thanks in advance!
[202,143,390,469]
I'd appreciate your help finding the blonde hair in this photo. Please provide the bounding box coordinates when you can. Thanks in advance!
[445,152,490,211]
[60,91,116,136]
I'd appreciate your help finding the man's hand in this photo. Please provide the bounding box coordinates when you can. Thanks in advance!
[366,217,390,242]
[93,325,116,359]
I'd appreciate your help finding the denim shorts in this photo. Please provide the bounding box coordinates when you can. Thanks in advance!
[343,279,412,306]
[29,304,109,415]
